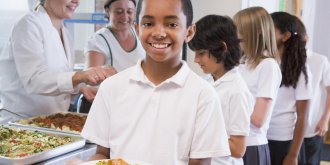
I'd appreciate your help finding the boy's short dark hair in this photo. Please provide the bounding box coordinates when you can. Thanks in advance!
[135,0,193,27]
[188,15,241,71]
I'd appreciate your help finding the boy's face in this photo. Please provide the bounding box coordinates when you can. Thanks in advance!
[194,49,221,74]
[135,0,195,63]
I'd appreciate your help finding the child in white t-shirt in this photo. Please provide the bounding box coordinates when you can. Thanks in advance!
[295,16,330,165]
[267,12,312,165]
[233,7,282,165]
[69,0,231,164]
[188,14,253,165]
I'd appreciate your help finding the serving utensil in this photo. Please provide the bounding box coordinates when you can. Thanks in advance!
[0,108,27,118]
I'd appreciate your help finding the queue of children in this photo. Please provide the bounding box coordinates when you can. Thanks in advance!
[66,0,330,164]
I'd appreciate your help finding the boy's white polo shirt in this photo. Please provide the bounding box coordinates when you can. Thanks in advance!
[81,60,230,165]
[211,68,253,136]
[305,50,330,138]
[208,68,253,165]
[238,58,282,146]
[267,65,313,141]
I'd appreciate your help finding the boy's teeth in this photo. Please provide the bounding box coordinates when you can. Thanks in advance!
[152,43,168,48]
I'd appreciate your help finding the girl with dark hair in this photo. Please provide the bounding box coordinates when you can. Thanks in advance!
[267,12,313,165]
[189,14,253,165]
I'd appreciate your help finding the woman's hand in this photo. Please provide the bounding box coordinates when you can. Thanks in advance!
[80,86,98,102]
[72,66,117,86]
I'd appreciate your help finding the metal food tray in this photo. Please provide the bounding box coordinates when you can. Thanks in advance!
[0,125,86,165]
[8,112,87,136]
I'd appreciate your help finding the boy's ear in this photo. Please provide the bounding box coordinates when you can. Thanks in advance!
[221,41,228,51]
[185,24,196,43]
[134,22,139,36]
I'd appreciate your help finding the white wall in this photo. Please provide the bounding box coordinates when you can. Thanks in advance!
[302,0,316,50]
[0,0,31,52]
[70,1,95,63]
[244,0,279,13]
[310,0,330,60]
[0,0,29,11]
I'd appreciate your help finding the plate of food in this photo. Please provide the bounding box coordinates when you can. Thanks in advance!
[79,158,152,165]
[8,112,87,135]
[0,125,85,164]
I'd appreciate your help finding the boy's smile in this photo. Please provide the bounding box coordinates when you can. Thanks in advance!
[150,43,171,49]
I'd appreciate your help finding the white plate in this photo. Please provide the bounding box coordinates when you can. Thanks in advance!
[79,159,152,165]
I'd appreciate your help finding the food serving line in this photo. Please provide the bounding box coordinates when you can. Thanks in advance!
[0,112,97,165]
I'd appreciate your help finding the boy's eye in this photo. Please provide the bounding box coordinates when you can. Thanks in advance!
[142,22,153,27]
[168,23,178,28]
[197,52,204,56]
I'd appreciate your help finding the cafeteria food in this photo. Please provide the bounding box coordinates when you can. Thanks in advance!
[17,113,87,133]
[0,126,73,158]
[96,159,130,165]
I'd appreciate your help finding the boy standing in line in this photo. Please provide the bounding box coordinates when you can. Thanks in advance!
[77,0,230,164]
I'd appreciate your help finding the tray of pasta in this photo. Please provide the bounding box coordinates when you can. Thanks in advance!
[0,125,86,165]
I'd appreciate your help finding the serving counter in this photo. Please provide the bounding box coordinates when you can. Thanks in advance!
[37,143,97,165]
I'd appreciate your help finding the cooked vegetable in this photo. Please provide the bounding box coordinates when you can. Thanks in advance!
[0,126,73,158]
[96,159,130,165]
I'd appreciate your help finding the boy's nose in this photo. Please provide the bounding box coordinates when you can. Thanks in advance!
[152,26,166,39]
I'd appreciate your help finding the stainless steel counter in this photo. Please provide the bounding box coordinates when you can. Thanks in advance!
[37,144,97,165]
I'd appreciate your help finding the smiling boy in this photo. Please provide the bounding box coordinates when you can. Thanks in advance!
[80,0,230,164]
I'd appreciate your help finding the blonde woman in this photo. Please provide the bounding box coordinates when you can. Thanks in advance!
[233,7,282,165]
